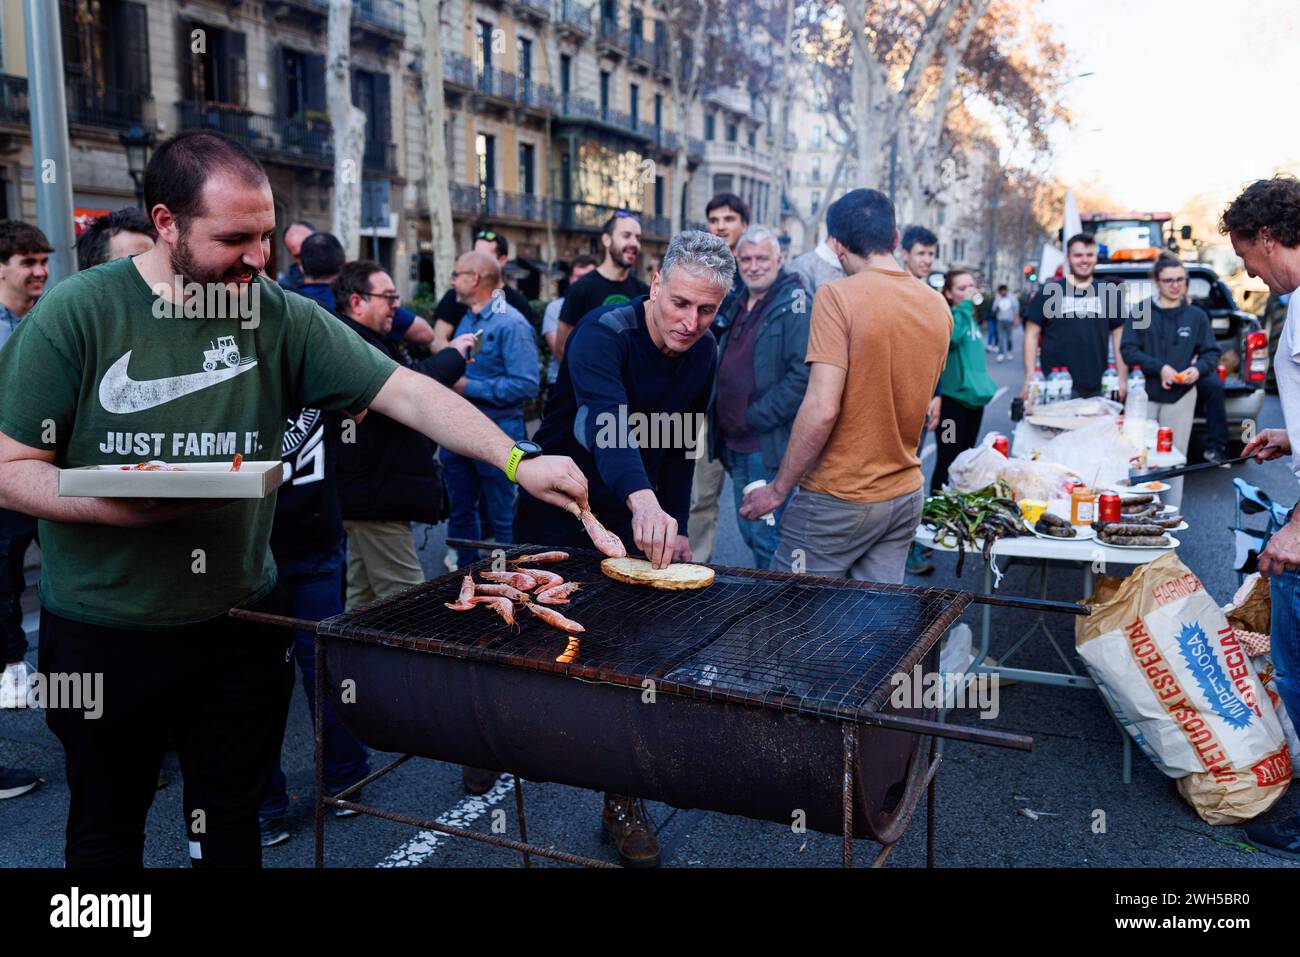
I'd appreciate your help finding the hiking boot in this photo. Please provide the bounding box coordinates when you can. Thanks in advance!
[601,793,661,868]
[461,766,501,795]
[906,542,934,576]
[1244,812,1300,861]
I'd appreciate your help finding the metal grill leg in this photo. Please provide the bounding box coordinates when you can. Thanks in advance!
[926,737,937,869]
[841,722,855,868]
[314,632,326,869]
[514,774,531,868]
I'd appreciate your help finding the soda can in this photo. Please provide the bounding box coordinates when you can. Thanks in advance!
[992,434,1010,457]
[1098,493,1122,524]
[1157,427,1174,453]
[1218,364,1227,382]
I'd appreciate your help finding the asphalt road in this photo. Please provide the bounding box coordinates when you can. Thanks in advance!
[3,325,1298,868]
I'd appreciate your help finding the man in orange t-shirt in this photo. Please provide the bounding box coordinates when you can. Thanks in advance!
[740,189,951,583]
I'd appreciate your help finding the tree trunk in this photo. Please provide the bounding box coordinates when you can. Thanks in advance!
[327,0,367,258]
[771,0,797,238]
[419,0,457,296]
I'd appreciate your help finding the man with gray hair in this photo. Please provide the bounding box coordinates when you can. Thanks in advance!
[514,229,733,867]
[708,225,810,568]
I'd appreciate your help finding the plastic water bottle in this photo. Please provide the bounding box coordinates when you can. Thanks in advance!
[1047,367,1064,404]
[1101,363,1119,403]
[1123,369,1148,448]
[1027,362,1046,410]
[1059,367,1073,402]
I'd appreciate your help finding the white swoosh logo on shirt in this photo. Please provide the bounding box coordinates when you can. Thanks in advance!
[98,351,258,414]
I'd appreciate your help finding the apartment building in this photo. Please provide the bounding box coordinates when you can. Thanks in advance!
[688,86,774,229]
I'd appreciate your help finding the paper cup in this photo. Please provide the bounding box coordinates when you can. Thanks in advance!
[742,479,777,525]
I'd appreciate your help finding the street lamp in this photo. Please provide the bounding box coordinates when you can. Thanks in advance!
[118,123,154,210]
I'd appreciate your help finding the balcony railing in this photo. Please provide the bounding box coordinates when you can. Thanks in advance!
[687,136,705,158]
[0,74,29,125]
[515,0,553,17]
[353,0,404,33]
[628,34,667,70]
[704,139,773,167]
[554,200,655,233]
[558,0,593,31]
[66,79,147,131]
[557,94,600,120]
[444,52,476,87]
[473,65,557,110]
[450,184,550,224]
[179,102,332,165]
[598,17,626,48]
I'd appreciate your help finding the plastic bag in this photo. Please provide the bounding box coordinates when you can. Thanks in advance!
[998,459,1078,501]
[1077,553,1291,825]
[1037,418,1134,489]
[946,434,1007,492]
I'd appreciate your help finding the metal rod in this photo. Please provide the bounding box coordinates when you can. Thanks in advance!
[967,592,1089,616]
[314,631,326,869]
[331,753,414,799]
[926,742,939,869]
[326,797,620,868]
[22,0,77,285]
[230,608,320,631]
[871,840,897,868]
[1131,452,1261,483]
[514,774,531,868]
[841,722,854,869]
[859,711,1034,751]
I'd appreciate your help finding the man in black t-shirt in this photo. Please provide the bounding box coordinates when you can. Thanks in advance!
[432,229,534,348]
[1021,233,1129,400]
[552,211,648,361]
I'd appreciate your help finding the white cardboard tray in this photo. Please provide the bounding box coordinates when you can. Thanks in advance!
[58,461,284,499]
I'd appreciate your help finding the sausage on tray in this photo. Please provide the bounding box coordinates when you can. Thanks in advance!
[1096,523,1166,537]
[1099,533,1171,547]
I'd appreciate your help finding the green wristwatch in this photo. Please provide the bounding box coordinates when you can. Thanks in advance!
[504,440,542,484]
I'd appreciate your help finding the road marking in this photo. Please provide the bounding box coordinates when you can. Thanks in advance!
[992,386,1008,403]
[376,774,517,868]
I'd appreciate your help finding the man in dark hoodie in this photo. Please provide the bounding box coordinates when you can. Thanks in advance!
[709,225,810,569]
[1120,255,1220,510]
[257,259,475,847]
[331,260,476,608]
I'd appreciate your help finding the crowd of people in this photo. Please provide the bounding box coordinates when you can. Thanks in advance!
[0,125,1297,867]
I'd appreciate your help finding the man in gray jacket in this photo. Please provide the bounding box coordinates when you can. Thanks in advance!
[709,226,810,568]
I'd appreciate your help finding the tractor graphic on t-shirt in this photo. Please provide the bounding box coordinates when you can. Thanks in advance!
[202,336,241,372]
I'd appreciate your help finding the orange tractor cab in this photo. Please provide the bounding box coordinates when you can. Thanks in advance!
[1079,211,1192,262]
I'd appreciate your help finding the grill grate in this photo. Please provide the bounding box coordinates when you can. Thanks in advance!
[320,545,973,720]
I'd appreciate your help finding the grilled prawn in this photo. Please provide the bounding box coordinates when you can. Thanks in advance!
[481,571,538,591]
[535,581,582,605]
[521,601,585,633]
[444,574,477,611]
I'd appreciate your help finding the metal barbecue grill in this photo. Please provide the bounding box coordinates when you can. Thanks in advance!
[232,542,1083,868]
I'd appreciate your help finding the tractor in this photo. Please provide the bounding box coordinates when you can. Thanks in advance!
[202,336,241,372]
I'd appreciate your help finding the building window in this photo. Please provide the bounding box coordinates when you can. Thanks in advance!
[654,175,664,217]
[519,142,535,195]
[63,0,152,106]
[654,92,662,129]
[352,69,392,166]
[182,20,246,104]
[560,53,571,98]
[517,36,532,82]
[712,173,733,194]
[726,120,737,143]
[476,132,496,193]
[600,70,610,117]
[811,124,822,148]
[811,156,821,183]
[747,128,755,148]
[476,20,493,73]
[704,113,715,140]
[629,82,639,127]
[811,191,820,214]
[279,47,325,118]
[937,204,946,226]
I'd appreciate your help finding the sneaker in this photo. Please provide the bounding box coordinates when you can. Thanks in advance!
[334,787,362,817]
[995,354,1004,362]
[259,817,290,848]
[1244,812,1300,861]
[0,765,39,800]
[601,793,661,867]
[461,766,501,796]
[1203,447,1229,466]
[443,550,459,573]
[0,661,31,708]
[906,542,934,576]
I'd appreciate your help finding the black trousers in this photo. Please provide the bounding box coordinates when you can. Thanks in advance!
[930,397,986,494]
[512,490,635,553]
[38,587,293,868]
[1196,374,1230,451]
[0,508,37,665]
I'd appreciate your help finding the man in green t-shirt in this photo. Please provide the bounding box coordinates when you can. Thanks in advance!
[0,131,588,867]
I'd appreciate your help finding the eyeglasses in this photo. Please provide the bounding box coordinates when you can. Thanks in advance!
[449,270,481,280]
[362,291,401,304]
[1156,276,1187,285]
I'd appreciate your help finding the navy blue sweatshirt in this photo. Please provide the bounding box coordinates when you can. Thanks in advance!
[528,297,716,530]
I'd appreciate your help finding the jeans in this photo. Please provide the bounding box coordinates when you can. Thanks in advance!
[442,416,525,565]
[0,508,36,665]
[1196,373,1229,452]
[996,319,1015,357]
[1269,525,1300,747]
[720,447,784,569]
[261,545,370,821]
